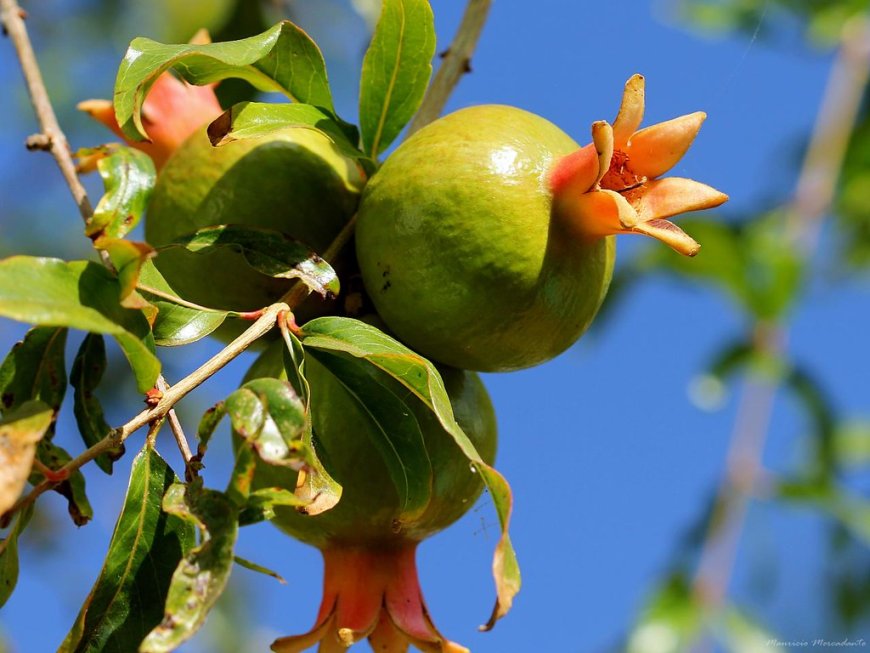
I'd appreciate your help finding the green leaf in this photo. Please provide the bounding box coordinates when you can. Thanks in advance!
[307,351,433,520]
[59,446,195,653]
[232,555,286,583]
[139,482,238,652]
[238,486,308,526]
[137,261,228,347]
[300,316,519,626]
[85,146,156,241]
[359,0,436,157]
[833,420,870,468]
[0,326,68,424]
[0,257,160,393]
[279,327,309,406]
[778,480,870,546]
[208,101,370,172]
[647,215,803,320]
[71,335,123,475]
[163,225,340,298]
[0,503,33,608]
[194,402,227,468]
[225,378,307,466]
[115,21,336,142]
[626,574,704,653]
[226,377,341,516]
[0,401,53,514]
[712,604,785,652]
[32,441,93,526]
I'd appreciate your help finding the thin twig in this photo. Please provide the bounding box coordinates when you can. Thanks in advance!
[407,0,492,136]
[690,15,870,639]
[155,376,193,469]
[0,0,110,268]
[3,303,287,522]
[0,0,206,468]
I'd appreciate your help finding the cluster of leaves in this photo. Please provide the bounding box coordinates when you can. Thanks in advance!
[672,0,870,45]
[0,1,519,651]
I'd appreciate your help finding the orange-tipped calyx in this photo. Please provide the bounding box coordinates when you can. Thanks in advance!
[78,31,222,171]
[271,545,468,653]
[550,74,728,256]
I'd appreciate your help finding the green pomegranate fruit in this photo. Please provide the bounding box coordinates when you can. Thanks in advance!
[146,127,366,312]
[240,341,496,652]
[356,75,728,372]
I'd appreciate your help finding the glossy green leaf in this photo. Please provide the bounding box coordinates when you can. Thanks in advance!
[238,486,308,526]
[0,326,68,425]
[0,257,160,393]
[163,225,340,298]
[32,441,93,526]
[0,401,53,515]
[225,378,307,466]
[280,327,309,406]
[359,0,436,156]
[115,21,336,142]
[208,101,369,170]
[300,316,519,627]
[137,261,228,347]
[226,377,341,516]
[139,482,238,652]
[308,351,432,520]
[232,555,286,583]
[70,335,122,475]
[0,503,33,607]
[85,146,156,241]
[59,446,195,653]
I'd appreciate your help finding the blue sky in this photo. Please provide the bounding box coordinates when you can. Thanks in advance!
[1,1,865,652]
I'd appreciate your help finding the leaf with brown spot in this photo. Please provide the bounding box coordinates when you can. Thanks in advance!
[0,401,53,514]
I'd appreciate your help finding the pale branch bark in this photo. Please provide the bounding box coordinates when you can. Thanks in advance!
[0,0,109,268]
[690,16,870,643]
[407,0,492,136]
[155,376,193,468]
[3,303,288,522]
[0,0,201,467]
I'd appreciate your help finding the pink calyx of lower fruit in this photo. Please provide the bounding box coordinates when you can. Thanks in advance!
[271,545,468,653]
[77,30,222,171]
[549,73,728,256]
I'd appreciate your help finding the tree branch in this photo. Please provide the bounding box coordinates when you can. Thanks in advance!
[406,0,492,136]
[3,303,287,522]
[0,0,204,468]
[690,15,870,640]
[0,0,108,266]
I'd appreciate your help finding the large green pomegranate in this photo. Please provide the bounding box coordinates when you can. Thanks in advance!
[356,75,727,372]
[356,105,612,372]
[146,127,366,313]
